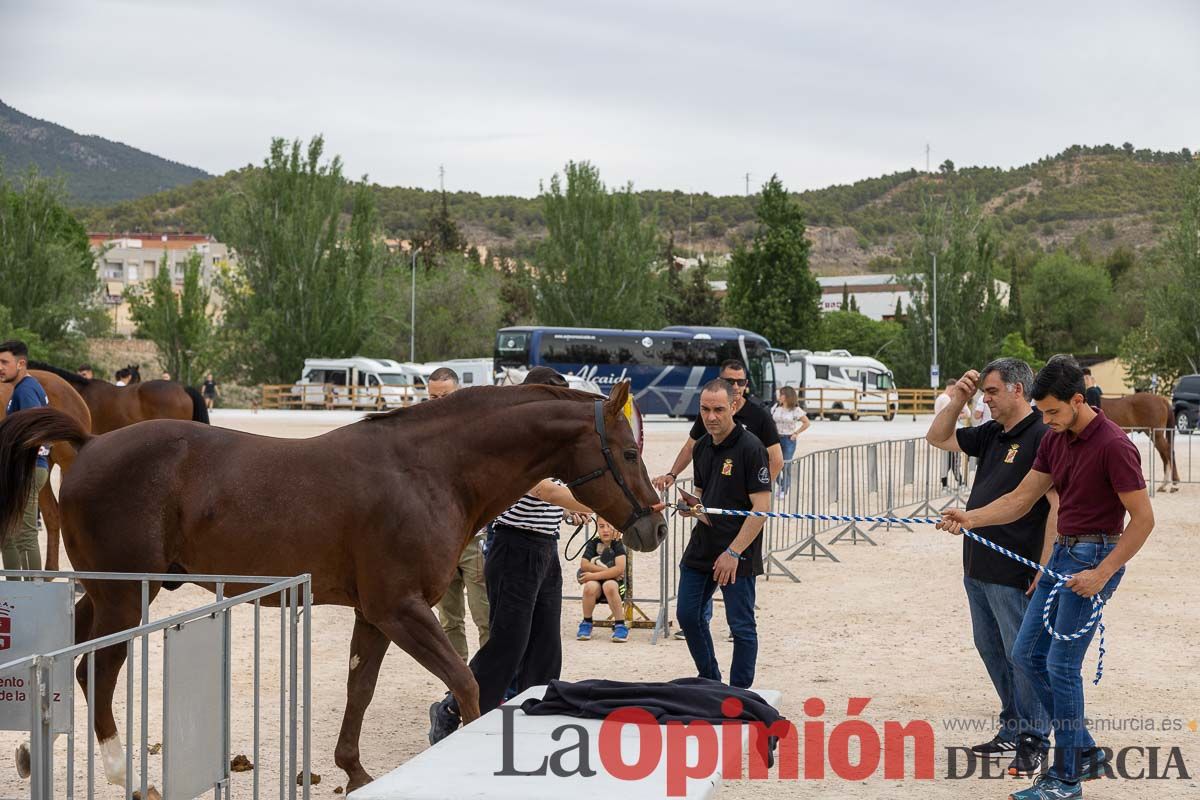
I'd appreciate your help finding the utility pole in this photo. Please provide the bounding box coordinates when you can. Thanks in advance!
[439,164,445,193]
[925,144,930,173]
[744,172,751,196]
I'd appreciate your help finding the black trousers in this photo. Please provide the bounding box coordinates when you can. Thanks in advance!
[454,525,562,716]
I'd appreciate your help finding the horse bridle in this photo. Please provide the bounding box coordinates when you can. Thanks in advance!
[565,400,661,532]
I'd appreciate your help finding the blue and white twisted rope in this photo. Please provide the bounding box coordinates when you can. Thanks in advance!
[683,506,1109,684]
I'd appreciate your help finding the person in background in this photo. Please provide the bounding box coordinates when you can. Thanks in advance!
[770,386,809,498]
[202,372,220,410]
[161,371,171,381]
[575,518,629,643]
[1082,369,1103,408]
[114,368,130,386]
[0,340,50,577]
[77,364,94,380]
[934,379,970,487]
[427,367,490,661]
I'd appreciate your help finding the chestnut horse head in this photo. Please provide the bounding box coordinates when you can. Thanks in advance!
[552,380,667,550]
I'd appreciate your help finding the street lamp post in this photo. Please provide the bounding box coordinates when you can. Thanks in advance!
[410,246,422,362]
[930,250,939,389]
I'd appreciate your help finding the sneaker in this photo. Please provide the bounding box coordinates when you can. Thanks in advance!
[971,733,1018,755]
[1009,774,1081,800]
[1079,747,1112,781]
[1007,736,1048,777]
[577,620,593,640]
[612,623,628,642]
[673,628,686,640]
[427,696,461,745]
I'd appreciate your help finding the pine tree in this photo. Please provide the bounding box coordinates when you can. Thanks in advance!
[725,175,820,350]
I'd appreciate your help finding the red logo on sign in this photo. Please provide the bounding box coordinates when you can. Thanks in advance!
[0,603,12,651]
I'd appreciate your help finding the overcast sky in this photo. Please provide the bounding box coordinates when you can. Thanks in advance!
[2,0,1198,197]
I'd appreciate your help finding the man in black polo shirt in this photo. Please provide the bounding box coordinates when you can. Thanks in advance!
[927,358,1054,776]
[676,378,772,689]
[652,359,782,493]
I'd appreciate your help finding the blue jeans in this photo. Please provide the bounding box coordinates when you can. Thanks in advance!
[964,577,1049,746]
[676,566,758,688]
[1013,541,1124,782]
[777,437,796,495]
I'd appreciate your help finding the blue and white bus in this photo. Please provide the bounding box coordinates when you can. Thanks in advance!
[494,326,777,416]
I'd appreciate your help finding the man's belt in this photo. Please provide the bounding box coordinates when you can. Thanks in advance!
[1056,533,1120,546]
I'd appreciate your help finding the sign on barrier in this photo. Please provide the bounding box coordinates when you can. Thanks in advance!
[0,581,73,734]
[164,613,226,799]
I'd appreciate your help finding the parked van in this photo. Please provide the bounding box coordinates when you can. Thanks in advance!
[770,348,899,421]
[294,357,427,409]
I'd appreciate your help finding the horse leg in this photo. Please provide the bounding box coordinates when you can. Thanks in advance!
[1151,430,1177,492]
[369,597,481,723]
[84,592,148,787]
[334,610,391,793]
[39,481,61,571]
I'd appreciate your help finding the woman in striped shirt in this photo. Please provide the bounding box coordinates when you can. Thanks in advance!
[429,367,595,744]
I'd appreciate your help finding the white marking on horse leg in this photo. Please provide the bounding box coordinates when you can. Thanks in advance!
[349,654,360,670]
[99,735,127,787]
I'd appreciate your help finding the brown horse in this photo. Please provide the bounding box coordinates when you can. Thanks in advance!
[1101,394,1179,492]
[24,362,210,569]
[0,370,93,570]
[29,361,208,432]
[0,381,666,792]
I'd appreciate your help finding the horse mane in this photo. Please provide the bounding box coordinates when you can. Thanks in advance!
[27,361,91,389]
[364,384,599,423]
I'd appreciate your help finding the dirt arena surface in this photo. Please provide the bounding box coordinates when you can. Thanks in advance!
[5,410,1197,798]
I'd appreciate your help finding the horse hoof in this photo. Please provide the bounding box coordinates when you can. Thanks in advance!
[346,772,374,793]
[15,743,30,779]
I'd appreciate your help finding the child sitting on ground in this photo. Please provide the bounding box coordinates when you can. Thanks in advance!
[576,519,629,642]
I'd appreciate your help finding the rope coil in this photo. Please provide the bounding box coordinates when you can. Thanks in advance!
[681,504,1110,684]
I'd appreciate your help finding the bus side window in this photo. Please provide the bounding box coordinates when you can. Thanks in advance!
[814,365,830,380]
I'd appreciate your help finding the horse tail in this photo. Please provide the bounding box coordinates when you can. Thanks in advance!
[185,385,210,424]
[0,408,91,545]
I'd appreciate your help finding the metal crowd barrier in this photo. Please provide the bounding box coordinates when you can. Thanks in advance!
[645,435,973,641]
[1120,426,1198,496]
[0,570,312,800]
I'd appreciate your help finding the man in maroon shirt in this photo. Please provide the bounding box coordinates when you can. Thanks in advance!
[940,356,1154,800]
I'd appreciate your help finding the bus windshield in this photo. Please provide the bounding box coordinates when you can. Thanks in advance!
[495,331,530,368]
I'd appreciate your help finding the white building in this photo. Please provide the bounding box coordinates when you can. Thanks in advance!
[710,274,1010,322]
[91,233,231,335]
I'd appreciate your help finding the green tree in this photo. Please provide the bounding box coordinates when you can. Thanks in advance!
[663,259,723,326]
[1120,167,1200,385]
[895,193,1005,387]
[420,192,467,264]
[125,250,215,383]
[725,175,820,350]
[214,137,385,383]
[534,161,663,329]
[998,331,1044,370]
[817,310,902,357]
[1025,252,1115,356]
[370,253,504,361]
[0,168,105,363]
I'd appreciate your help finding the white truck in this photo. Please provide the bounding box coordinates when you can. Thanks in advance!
[770,349,899,421]
[294,357,428,409]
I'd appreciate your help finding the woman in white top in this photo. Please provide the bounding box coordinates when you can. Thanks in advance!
[771,386,809,497]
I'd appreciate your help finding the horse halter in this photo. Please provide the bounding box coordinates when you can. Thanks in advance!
[565,400,661,532]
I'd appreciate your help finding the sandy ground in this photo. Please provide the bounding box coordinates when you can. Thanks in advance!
[3,410,1197,799]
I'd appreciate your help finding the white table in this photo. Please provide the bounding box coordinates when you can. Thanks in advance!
[351,685,784,799]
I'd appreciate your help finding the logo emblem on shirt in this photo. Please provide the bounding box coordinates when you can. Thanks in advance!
[721,458,733,477]
[758,467,770,484]
[1004,444,1020,464]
